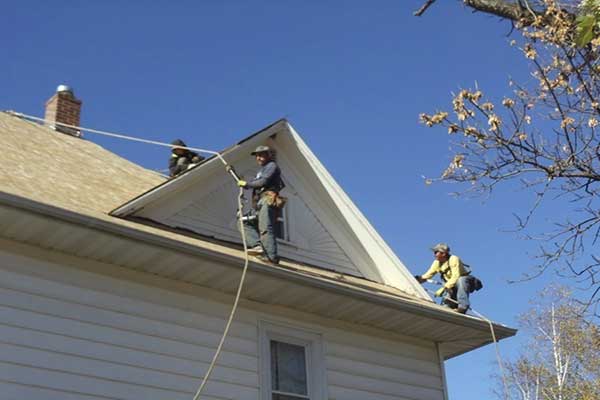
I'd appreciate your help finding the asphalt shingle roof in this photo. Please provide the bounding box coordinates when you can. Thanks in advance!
[0,111,165,215]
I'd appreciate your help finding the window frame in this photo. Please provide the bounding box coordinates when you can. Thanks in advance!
[275,203,289,242]
[259,321,326,400]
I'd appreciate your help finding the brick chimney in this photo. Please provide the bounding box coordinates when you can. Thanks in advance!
[44,84,82,137]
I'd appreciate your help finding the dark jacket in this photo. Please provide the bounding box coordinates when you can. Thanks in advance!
[246,160,284,194]
[169,151,204,177]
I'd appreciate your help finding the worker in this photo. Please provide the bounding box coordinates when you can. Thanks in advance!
[169,139,204,177]
[415,243,474,314]
[237,145,285,264]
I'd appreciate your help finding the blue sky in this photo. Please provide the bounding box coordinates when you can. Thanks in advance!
[1,1,583,399]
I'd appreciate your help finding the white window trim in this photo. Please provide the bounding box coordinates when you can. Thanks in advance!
[259,321,326,400]
[275,202,290,242]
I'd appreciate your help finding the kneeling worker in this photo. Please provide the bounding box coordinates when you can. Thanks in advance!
[415,243,473,314]
[237,145,285,264]
[169,139,204,177]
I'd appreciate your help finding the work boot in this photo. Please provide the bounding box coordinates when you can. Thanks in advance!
[455,307,468,314]
[256,254,279,265]
[247,245,263,255]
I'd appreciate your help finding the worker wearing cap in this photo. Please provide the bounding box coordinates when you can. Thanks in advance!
[415,243,472,314]
[237,145,285,264]
[169,139,204,177]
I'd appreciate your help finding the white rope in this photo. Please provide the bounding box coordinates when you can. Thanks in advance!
[425,287,510,400]
[3,111,252,399]
[192,187,250,400]
[468,308,509,400]
[4,111,231,167]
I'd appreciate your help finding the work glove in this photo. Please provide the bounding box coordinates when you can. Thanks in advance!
[434,287,446,297]
[414,275,425,284]
[237,180,247,187]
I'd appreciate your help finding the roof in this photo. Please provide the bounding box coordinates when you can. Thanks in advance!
[0,111,516,359]
[111,119,431,300]
[1,111,425,299]
[0,112,165,215]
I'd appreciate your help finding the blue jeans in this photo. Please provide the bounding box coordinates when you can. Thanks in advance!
[242,196,278,261]
[445,276,472,310]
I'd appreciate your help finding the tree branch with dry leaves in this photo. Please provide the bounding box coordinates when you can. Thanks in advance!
[414,0,580,22]
[419,1,600,313]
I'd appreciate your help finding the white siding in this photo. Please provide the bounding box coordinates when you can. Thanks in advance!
[0,250,258,400]
[0,246,445,400]
[324,333,444,400]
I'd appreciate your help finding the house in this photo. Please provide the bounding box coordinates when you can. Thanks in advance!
[0,86,516,400]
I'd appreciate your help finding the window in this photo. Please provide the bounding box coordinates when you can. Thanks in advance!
[275,206,288,241]
[259,322,326,400]
[270,341,308,399]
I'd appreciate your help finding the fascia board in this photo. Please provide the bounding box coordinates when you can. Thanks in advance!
[285,123,431,300]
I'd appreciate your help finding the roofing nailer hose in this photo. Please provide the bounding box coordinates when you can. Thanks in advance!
[191,187,249,400]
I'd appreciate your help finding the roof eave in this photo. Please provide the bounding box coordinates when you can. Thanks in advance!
[0,190,517,358]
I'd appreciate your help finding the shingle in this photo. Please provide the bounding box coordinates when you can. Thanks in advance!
[0,112,165,215]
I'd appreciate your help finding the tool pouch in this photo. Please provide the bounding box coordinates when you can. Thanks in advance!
[467,275,483,292]
[263,191,287,209]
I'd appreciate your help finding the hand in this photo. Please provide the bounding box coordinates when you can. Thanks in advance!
[414,275,425,284]
[237,180,247,187]
[225,165,233,172]
[434,287,446,297]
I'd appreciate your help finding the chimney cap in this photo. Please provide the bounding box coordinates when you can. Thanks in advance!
[56,84,73,94]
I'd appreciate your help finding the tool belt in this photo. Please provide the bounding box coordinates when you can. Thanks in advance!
[252,190,287,209]
[262,190,287,208]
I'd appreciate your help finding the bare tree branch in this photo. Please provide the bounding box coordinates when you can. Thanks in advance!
[414,0,437,16]
[420,3,600,308]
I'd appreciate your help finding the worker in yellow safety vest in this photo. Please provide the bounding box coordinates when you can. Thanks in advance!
[415,243,481,314]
